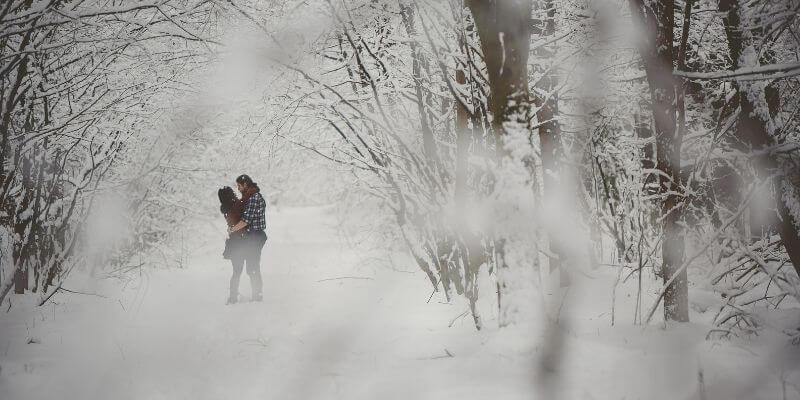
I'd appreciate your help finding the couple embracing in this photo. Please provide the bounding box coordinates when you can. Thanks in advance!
[217,174,268,305]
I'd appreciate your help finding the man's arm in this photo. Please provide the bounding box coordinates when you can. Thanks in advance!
[235,193,259,232]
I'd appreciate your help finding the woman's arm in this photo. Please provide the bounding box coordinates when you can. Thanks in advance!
[229,220,247,233]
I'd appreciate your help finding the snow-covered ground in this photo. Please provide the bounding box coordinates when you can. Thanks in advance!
[1,206,799,399]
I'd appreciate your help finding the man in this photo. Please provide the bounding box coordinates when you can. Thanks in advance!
[227,174,268,302]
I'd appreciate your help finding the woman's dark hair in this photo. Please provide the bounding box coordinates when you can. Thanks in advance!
[235,174,260,191]
[218,186,236,214]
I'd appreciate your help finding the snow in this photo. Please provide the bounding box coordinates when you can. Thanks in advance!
[1,206,799,400]
[782,178,800,232]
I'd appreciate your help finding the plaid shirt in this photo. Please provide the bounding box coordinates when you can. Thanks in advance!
[242,192,267,232]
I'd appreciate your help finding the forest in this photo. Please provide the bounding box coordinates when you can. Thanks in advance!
[1,0,799,399]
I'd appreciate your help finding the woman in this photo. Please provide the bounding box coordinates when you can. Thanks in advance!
[218,186,246,304]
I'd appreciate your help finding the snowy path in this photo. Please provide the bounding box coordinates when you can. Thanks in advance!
[1,206,533,400]
[1,206,799,399]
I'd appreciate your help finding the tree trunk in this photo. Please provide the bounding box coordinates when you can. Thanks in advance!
[629,0,689,322]
[533,0,560,190]
[455,55,470,203]
[466,0,533,156]
[720,0,800,278]
[532,0,569,284]
[466,0,534,327]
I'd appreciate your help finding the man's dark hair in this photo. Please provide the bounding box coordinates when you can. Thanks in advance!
[218,186,236,214]
[236,174,260,191]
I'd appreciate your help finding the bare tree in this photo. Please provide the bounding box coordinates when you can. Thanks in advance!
[628,0,689,322]
[0,0,216,305]
[719,0,800,278]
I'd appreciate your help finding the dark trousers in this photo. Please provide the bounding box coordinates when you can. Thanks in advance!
[229,230,267,299]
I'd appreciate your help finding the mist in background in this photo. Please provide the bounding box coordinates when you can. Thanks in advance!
[2,0,800,399]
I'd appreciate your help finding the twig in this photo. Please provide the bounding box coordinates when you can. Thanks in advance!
[448,310,468,327]
[316,276,373,282]
[420,348,455,360]
[37,281,65,306]
[60,287,107,298]
[674,62,800,81]
[427,287,437,303]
